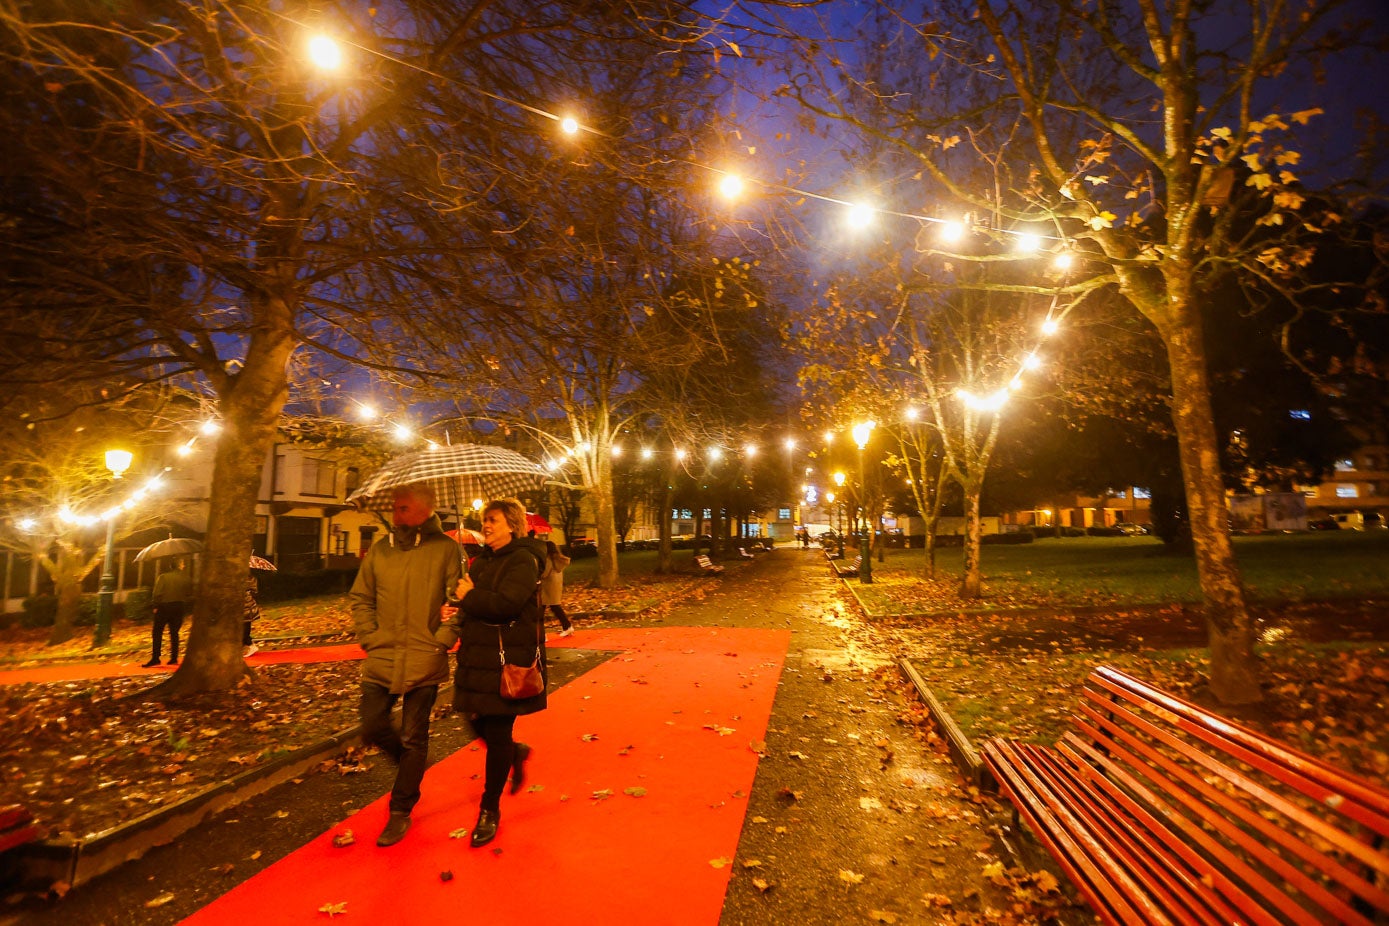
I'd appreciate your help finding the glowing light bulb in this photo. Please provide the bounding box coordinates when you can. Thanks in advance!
[18,518,36,531]
[392,424,413,442]
[308,35,343,70]
[200,420,221,436]
[847,203,874,230]
[1015,233,1042,252]
[784,437,797,452]
[641,447,654,460]
[1023,353,1042,370]
[1053,250,1074,270]
[358,403,378,421]
[560,116,580,135]
[611,444,623,457]
[708,447,723,461]
[1041,319,1060,336]
[675,448,688,461]
[940,220,966,242]
[718,173,744,199]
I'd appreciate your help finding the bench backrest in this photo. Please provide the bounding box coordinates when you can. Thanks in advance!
[1069,666,1389,926]
[695,554,714,566]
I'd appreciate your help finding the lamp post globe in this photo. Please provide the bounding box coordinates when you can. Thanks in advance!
[94,449,133,646]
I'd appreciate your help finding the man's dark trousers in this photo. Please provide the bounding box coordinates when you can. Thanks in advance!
[359,682,438,814]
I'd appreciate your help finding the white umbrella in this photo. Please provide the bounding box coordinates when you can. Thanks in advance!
[348,443,550,515]
[133,537,204,562]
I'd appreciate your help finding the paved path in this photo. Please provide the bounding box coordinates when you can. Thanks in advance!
[13,549,1012,925]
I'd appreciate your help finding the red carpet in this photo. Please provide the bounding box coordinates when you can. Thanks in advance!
[183,626,790,925]
[0,643,364,686]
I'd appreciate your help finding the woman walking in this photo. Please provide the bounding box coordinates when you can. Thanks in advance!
[540,539,573,637]
[444,497,548,848]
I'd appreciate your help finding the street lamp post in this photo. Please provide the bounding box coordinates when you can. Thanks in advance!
[832,472,847,559]
[94,448,133,646]
[852,421,875,584]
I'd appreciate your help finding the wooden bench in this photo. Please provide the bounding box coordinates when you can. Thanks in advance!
[832,554,861,578]
[693,554,725,575]
[0,805,38,854]
[738,546,756,559]
[981,665,1389,925]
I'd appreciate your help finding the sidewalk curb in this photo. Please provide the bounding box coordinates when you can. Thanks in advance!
[11,724,362,891]
[898,658,992,792]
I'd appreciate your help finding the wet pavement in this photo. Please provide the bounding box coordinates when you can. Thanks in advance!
[5,548,1034,926]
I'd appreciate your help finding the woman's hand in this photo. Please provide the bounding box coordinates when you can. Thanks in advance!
[440,603,458,620]
[453,576,473,600]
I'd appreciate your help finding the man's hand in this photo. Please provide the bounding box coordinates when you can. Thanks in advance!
[453,576,473,599]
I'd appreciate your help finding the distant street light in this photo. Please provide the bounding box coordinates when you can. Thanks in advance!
[94,448,133,646]
[832,471,847,559]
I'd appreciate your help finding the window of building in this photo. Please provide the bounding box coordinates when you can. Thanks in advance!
[1289,409,1311,420]
[1335,458,1355,471]
[1336,485,1359,498]
[1133,487,1151,500]
[301,457,337,496]
[778,508,792,520]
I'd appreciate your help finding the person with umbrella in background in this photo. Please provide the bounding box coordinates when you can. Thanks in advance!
[144,559,192,667]
[349,485,461,847]
[242,556,273,657]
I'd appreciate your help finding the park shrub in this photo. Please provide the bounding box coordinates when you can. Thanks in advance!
[257,567,359,603]
[564,542,598,559]
[1086,525,1127,537]
[124,588,152,624]
[983,531,1035,544]
[18,593,104,628]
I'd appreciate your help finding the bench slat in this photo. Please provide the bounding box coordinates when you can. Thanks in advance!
[984,667,1389,926]
[1066,721,1380,926]
[1075,698,1389,913]
[1022,742,1240,926]
[984,739,1169,924]
[1093,666,1389,834]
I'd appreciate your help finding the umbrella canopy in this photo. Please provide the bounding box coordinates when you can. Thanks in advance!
[133,537,204,562]
[248,555,277,571]
[526,512,552,534]
[446,528,486,545]
[348,443,550,514]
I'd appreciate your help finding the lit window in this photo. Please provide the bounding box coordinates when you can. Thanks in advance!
[1335,459,1355,471]
[778,508,792,520]
[1289,409,1311,420]
[1133,488,1151,500]
[1336,485,1359,498]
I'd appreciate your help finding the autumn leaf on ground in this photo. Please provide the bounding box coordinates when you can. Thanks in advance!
[839,869,865,884]
[751,877,774,893]
[859,797,883,811]
[145,893,175,908]
[922,893,952,907]
[449,827,469,839]
[591,789,613,801]
[318,901,348,917]
[331,830,355,847]
[709,857,732,868]
[869,911,898,924]
[623,786,647,797]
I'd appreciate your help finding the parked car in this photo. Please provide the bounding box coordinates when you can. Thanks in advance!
[1113,522,1145,536]
[1307,517,1339,531]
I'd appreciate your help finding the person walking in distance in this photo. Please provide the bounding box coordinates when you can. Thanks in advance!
[540,539,573,637]
[442,497,548,848]
[145,559,192,668]
[242,573,262,657]
[349,485,461,847]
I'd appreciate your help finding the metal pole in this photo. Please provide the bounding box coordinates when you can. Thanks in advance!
[95,516,116,646]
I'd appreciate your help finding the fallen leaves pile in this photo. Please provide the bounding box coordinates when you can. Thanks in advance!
[0,661,362,840]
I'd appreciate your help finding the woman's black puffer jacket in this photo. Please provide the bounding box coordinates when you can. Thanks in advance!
[451,537,548,715]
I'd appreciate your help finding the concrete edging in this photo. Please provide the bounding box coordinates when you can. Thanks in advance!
[898,658,993,792]
[11,723,362,891]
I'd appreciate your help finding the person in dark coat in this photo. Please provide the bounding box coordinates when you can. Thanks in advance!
[442,496,547,848]
[349,485,461,847]
[145,559,192,667]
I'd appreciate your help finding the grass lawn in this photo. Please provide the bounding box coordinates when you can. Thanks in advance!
[855,530,1389,615]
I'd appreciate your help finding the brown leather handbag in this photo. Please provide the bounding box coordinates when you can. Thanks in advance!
[498,624,543,699]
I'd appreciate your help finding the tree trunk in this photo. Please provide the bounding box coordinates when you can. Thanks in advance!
[656,478,675,574]
[961,484,983,599]
[593,446,619,589]
[1164,307,1258,703]
[151,302,295,696]
[49,568,83,646]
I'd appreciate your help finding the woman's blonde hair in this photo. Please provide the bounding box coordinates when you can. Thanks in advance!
[484,497,527,539]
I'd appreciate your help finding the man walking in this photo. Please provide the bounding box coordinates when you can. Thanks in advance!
[349,485,461,847]
[145,559,192,667]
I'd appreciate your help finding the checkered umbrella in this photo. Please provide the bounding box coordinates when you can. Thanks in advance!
[133,537,204,562]
[347,443,550,514]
